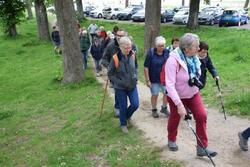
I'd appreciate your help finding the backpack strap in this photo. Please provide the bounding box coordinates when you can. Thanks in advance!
[113,53,119,68]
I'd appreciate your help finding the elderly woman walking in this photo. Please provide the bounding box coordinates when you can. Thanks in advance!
[144,36,170,118]
[108,36,139,134]
[165,33,217,157]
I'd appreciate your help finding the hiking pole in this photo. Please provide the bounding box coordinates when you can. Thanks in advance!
[184,113,216,167]
[99,78,109,119]
[215,80,226,120]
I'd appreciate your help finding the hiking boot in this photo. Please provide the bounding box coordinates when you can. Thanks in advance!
[121,126,129,134]
[168,141,178,151]
[152,109,159,118]
[160,106,170,117]
[238,132,248,151]
[114,108,120,118]
[196,145,217,157]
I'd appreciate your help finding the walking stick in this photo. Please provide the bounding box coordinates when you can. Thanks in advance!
[99,78,109,119]
[215,80,226,120]
[184,113,216,167]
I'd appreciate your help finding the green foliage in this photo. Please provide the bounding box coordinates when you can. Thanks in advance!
[0,0,25,36]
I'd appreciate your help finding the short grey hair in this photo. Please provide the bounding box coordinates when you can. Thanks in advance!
[119,36,132,46]
[179,33,199,50]
[155,36,166,46]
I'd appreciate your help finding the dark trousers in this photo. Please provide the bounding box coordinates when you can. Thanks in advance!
[115,87,139,126]
[242,127,250,140]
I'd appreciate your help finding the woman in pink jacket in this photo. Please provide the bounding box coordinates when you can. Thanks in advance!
[165,33,217,157]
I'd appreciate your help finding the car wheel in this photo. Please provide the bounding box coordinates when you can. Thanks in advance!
[245,18,248,24]
[98,14,102,18]
[219,23,223,27]
[210,20,214,26]
[128,14,132,20]
[111,15,115,20]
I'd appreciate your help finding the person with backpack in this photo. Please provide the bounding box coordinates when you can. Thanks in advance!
[144,36,170,118]
[90,37,103,77]
[108,36,139,134]
[165,33,217,157]
[51,26,61,54]
[79,28,90,69]
[198,41,219,90]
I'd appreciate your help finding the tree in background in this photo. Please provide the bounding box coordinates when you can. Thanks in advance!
[54,0,84,83]
[182,0,185,6]
[25,0,33,19]
[244,0,250,8]
[125,0,129,8]
[34,0,50,41]
[187,0,200,30]
[144,0,161,54]
[76,0,84,21]
[203,0,211,5]
[0,0,25,37]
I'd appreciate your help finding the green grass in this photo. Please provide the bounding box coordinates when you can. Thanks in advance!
[81,19,250,117]
[0,19,181,166]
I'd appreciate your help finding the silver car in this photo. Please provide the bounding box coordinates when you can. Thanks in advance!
[173,9,189,24]
[103,7,123,20]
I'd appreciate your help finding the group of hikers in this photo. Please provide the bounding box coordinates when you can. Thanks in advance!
[51,20,250,159]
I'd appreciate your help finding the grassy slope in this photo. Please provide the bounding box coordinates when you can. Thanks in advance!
[0,20,180,166]
[82,19,250,116]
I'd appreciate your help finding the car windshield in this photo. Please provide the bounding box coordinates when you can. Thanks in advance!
[202,10,215,15]
[224,10,237,15]
[136,10,145,14]
[177,10,189,15]
[122,8,133,12]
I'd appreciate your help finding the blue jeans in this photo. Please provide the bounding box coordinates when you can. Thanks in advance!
[93,59,102,73]
[115,87,139,126]
[114,90,119,109]
[242,127,250,139]
[81,51,88,69]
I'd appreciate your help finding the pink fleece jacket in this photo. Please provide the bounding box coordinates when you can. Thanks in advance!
[165,50,199,106]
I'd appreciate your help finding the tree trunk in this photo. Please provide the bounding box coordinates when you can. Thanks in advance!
[187,0,200,30]
[54,0,84,84]
[25,0,33,19]
[244,0,250,8]
[76,0,84,20]
[34,0,50,41]
[125,0,129,7]
[7,24,17,37]
[144,0,161,55]
[182,0,185,6]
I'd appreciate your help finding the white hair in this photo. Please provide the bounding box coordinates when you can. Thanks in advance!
[155,36,166,46]
[119,36,132,46]
[179,33,199,50]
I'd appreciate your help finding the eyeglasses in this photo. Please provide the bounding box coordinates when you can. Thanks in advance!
[116,34,124,37]
[156,45,165,48]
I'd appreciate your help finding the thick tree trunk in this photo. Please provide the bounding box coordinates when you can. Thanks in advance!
[54,0,84,83]
[187,0,200,30]
[34,0,50,41]
[7,24,17,37]
[25,0,33,19]
[76,0,84,20]
[144,0,161,55]
[244,0,250,8]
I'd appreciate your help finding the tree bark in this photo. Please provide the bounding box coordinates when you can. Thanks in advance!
[8,24,17,37]
[244,0,250,8]
[187,0,200,30]
[34,0,50,41]
[144,0,161,55]
[76,0,84,20]
[54,0,84,84]
[25,0,33,19]
[125,0,129,8]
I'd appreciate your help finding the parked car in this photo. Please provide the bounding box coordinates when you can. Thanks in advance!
[83,5,95,16]
[116,6,143,20]
[173,6,189,13]
[219,8,248,27]
[131,9,145,22]
[102,7,123,19]
[161,9,175,23]
[198,9,221,25]
[89,7,104,18]
[173,8,189,24]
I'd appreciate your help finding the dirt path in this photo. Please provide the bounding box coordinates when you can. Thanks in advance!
[97,74,250,167]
